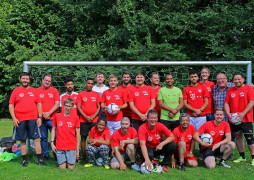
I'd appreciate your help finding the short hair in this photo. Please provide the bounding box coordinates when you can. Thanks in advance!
[216,73,227,79]
[135,71,145,78]
[97,117,107,125]
[43,73,52,79]
[109,74,118,80]
[179,113,190,121]
[147,109,158,118]
[64,77,73,84]
[164,74,173,80]
[95,72,104,77]
[86,78,94,82]
[121,117,130,123]
[150,72,159,79]
[233,72,244,79]
[189,70,198,76]
[201,67,210,74]
[122,71,130,77]
[64,98,74,106]
[215,107,224,113]
[20,72,30,79]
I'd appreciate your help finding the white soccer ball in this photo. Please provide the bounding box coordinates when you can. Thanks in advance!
[230,113,242,125]
[96,157,103,166]
[141,162,154,174]
[107,103,119,115]
[201,133,213,145]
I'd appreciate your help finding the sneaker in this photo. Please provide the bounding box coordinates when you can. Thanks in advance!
[251,159,254,167]
[161,165,169,172]
[22,160,28,167]
[159,155,164,162]
[153,165,165,174]
[38,159,46,166]
[84,163,94,168]
[233,157,247,163]
[152,159,159,165]
[104,164,110,169]
[131,163,140,171]
[220,160,231,168]
[42,155,49,161]
[179,164,185,171]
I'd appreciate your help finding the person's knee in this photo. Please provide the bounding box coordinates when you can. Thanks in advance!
[204,157,215,169]
[188,161,198,167]
[127,144,135,152]
[245,136,254,145]
[228,141,236,149]
[178,141,186,149]
[111,162,120,169]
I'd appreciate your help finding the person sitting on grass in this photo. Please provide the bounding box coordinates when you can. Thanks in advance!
[84,118,111,169]
[51,98,80,169]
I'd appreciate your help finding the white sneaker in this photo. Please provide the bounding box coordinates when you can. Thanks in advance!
[131,163,140,171]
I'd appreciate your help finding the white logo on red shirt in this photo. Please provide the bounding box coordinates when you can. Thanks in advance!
[207,87,211,92]
[180,137,185,141]
[190,94,195,100]
[189,91,192,93]
[148,136,153,141]
[19,93,24,97]
[135,92,139,96]
[155,134,160,140]
[59,121,63,126]
[74,96,77,100]
[143,91,148,95]
[91,97,96,101]
[28,92,34,96]
[106,96,111,100]
[198,89,202,93]
[231,93,236,98]
[187,135,192,140]
[40,94,44,98]
[48,93,53,98]
[240,92,244,97]
[210,131,215,136]
[67,122,73,127]
[115,95,120,100]
[219,130,224,135]
[100,138,105,140]
[83,97,87,102]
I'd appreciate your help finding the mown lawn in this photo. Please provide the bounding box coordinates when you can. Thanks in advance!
[0,119,253,180]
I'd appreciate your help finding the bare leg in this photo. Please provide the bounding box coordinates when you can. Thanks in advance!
[67,163,76,169]
[235,132,245,153]
[81,136,87,158]
[33,138,42,154]
[204,156,216,169]
[20,140,27,155]
[59,162,67,169]
[111,162,120,169]
[220,142,235,160]
[187,160,198,167]
[126,144,136,162]
[178,141,186,162]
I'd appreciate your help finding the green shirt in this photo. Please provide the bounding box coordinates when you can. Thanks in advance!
[158,86,183,121]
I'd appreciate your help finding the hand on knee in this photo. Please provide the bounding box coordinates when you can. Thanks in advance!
[111,162,119,169]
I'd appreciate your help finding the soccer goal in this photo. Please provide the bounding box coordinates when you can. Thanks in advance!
[23,61,252,95]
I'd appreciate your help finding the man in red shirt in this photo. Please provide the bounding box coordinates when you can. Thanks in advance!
[150,72,162,118]
[194,108,235,169]
[60,77,78,114]
[101,74,127,135]
[172,113,198,171]
[77,78,100,162]
[129,71,155,132]
[224,72,254,166]
[51,98,80,169]
[183,70,209,131]
[9,72,45,167]
[37,73,60,160]
[110,117,139,171]
[138,109,176,171]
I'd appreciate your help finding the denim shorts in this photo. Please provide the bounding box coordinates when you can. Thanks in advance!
[56,150,76,165]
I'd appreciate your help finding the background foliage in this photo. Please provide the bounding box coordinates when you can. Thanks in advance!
[1,0,253,117]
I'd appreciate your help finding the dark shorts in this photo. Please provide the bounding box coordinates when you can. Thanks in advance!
[230,122,253,134]
[160,120,180,131]
[80,122,96,136]
[206,113,215,121]
[202,147,221,159]
[132,119,146,133]
[110,152,130,164]
[13,120,41,141]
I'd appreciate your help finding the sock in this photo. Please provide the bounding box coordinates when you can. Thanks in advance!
[179,161,184,165]
[239,152,245,159]
[251,155,254,159]
[36,154,43,161]
[22,155,27,161]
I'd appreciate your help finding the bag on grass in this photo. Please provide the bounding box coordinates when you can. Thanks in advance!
[0,137,16,152]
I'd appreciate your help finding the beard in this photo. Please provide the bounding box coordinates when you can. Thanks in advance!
[67,87,73,92]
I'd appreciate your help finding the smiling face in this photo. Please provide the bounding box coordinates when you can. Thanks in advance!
[216,73,228,90]
[85,80,94,92]
[122,74,131,85]
[65,81,74,92]
[214,110,224,124]
[20,75,30,88]
[180,116,190,129]
[42,76,52,89]
[95,74,105,85]
[135,74,145,86]
[233,75,244,89]
[64,102,73,115]
[147,113,158,128]
[109,77,118,89]
[189,73,199,85]
[165,74,174,88]
[150,74,160,86]
[121,117,130,134]
[201,68,210,81]
[97,120,106,133]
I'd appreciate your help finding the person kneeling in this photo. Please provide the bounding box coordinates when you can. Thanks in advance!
[172,113,198,171]
[193,108,235,169]
[51,98,80,169]
[110,117,140,171]
[84,118,111,169]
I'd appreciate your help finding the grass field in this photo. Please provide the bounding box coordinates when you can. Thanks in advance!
[0,119,253,180]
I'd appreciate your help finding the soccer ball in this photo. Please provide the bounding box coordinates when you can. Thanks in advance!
[141,162,154,174]
[201,133,213,144]
[230,113,242,125]
[96,157,103,166]
[107,103,119,115]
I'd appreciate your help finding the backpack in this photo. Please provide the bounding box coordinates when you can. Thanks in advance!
[0,137,16,148]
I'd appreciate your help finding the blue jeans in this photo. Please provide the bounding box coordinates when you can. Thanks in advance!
[40,120,53,157]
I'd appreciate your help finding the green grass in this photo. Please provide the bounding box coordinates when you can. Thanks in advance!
[0,119,253,180]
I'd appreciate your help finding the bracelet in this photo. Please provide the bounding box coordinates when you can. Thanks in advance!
[38,116,42,119]
[50,141,54,143]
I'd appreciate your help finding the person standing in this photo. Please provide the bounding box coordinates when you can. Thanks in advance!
[150,72,162,119]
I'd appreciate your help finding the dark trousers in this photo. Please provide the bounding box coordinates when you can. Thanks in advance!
[138,141,176,165]
[132,119,146,133]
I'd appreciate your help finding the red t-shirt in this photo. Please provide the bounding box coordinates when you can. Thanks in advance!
[9,86,40,121]
[52,113,80,150]
[77,90,100,123]
[36,87,60,120]
[112,127,137,153]
[60,92,78,115]
[225,85,254,123]
[172,124,195,151]
[182,85,209,117]
[152,86,162,116]
[198,81,215,114]
[89,126,111,147]
[138,122,171,148]
[198,120,231,149]
[101,88,127,121]
[129,85,155,120]
[118,85,134,117]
